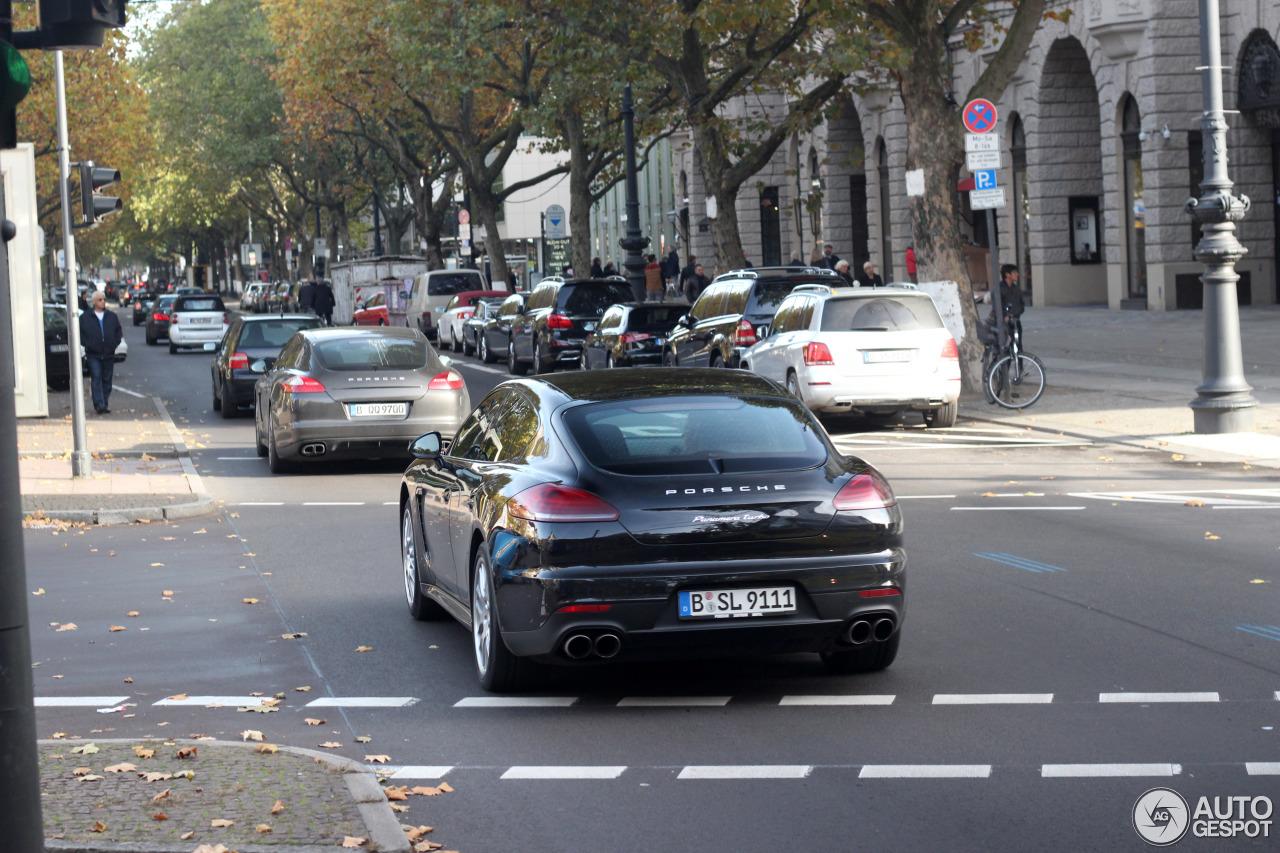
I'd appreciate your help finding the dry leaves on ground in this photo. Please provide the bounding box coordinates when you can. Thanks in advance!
[255,824,273,834]
[109,625,126,632]
[134,746,155,758]
[167,693,188,701]
[176,747,197,759]
[32,588,45,595]
[104,762,136,773]
[211,818,234,828]
[1185,499,1206,507]
[243,598,259,604]
[71,743,99,755]
[72,766,92,776]
[152,811,168,820]
[139,771,171,782]
[192,845,231,853]
[76,774,105,782]
[179,830,195,840]
[281,632,306,639]
[384,785,409,801]
[404,825,435,841]
[55,623,77,632]
[294,685,311,692]
[126,611,140,617]
[241,730,264,741]
[271,800,285,815]
[256,743,278,754]
[341,838,368,848]
[354,735,372,743]
[410,783,453,796]
[319,741,342,749]
[238,705,277,713]
[90,820,107,832]
[152,788,170,802]
[413,842,444,853]
[1205,532,1221,540]
[355,645,374,652]
[304,718,325,726]
[364,755,391,763]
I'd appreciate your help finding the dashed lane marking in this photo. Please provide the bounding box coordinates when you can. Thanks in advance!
[1247,763,1280,775]
[302,501,366,506]
[933,694,1054,705]
[779,695,895,706]
[1099,692,1219,703]
[860,765,992,779]
[305,697,418,708]
[975,553,1068,574]
[388,766,454,780]
[154,696,270,707]
[1072,489,1280,507]
[617,696,731,707]
[454,697,578,708]
[1041,763,1181,778]
[952,506,1085,512]
[502,766,627,780]
[35,696,130,707]
[678,765,812,780]
[897,495,957,500]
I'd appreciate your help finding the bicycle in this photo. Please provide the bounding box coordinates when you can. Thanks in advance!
[981,316,1046,409]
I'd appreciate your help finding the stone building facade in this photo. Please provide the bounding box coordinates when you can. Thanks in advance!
[673,0,1280,310]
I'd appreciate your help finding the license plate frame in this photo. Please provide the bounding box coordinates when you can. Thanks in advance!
[864,349,914,364]
[49,343,69,353]
[678,586,796,620]
[348,402,408,418]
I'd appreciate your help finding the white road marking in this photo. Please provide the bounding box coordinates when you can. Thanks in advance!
[896,495,956,500]
[1072,489,1280,507]
[153,696,267,707]
[859,765,992,779]
[988,493,1046,497]
[237,501,284,506]
[216,457,259,461]
[112,384,148,399]
[302,501,366,506]
[617,696,731,707]
[932,694,1054,705]
[1213,505,1280,510]
[459,363,510,376]
[779,695,896,706]
[951,506,1085,512]
[36,696,130,707]
[388,766,454,779]
[454,697,578,708]
[836,441,1089,450]
[502,766,626,780]
[1041,763,1181,778]
[1246,763,1280,775]
[1099,692,1219,703]
[383,501,399,505]
[306,697,418,708]
[678,765,812,780]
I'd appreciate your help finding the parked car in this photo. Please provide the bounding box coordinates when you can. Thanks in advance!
[461,299,504,357]
[438,290,509,352]
[103,280,121,302]
[477,291,526,364]
[144,295,179,345]
[397,368,904,691]
[741,286,961,427]
[405,269,489,340]
[664,267,842,370]
[167,294,228,354]
[580,303,686,370]
[43,304,71,390]
[263,281,295,313]
[120,282,147,308]
[507,277,634,375]
[352,291,390,325]
[210,314,323,418]
[133,295,153,326]
[253,326,470,473]
[243,282,269,313]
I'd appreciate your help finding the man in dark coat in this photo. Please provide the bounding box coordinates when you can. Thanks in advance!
[79,290,123,414]
[298,278,318,315]
[678,255,698,299]
[312,279,336,326]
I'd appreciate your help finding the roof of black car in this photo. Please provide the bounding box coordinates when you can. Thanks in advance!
[528,368,786,403]
[297,326,423,342]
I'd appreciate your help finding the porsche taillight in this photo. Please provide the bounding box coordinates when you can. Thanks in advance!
[427,370,464,390]
[508,484,620,523]
[833,470,897,511]
[281,375,326,394]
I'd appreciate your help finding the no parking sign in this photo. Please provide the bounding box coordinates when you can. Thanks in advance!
[963,99,998,134]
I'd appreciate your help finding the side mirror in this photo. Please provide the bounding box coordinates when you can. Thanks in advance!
[249,359,268,374]
[409,431,442,459]
[678,314,695,327]
[203,342,217,352]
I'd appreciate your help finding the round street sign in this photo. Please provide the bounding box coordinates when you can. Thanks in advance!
[963,99,998,134]
[458,209,471,225]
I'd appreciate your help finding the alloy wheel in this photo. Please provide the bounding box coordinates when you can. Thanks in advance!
[402,508,418,607]
[473,565,493,676]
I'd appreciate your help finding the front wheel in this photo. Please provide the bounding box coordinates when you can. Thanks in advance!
[472,550,539,692]
[988,352,1046,409]
[508,340,530,376]
[403,505,448,621]
[662,349,677,367]
[480,335,497,364]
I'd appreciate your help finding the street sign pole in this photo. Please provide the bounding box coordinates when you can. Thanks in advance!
[988,208,1005,351]
[964,99,1005,351]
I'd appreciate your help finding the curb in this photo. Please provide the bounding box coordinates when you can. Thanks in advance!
[38,739,410,853]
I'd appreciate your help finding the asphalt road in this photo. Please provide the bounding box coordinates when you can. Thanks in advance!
[25,312,1280,851]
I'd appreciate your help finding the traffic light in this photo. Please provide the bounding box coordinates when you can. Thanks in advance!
[78,160,121,225]
[38,0,128,50]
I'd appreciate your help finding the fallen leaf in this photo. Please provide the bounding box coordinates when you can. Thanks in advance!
[167,693,188,701]
[152,563,165,567]
[410,785,449,796]
[364,754,391,763]
[304,718,325,726]
[152,788,170,802]
[413,842,443,853]
[294,685,311,692]
[384,785,409,801]
[176,747,197,759]
[355,645,374,652]
[134,747,155,759]
[72,766,92,776]
[193,528,207,534]
[281,632,307,639]
[211,818,234,828]
[342,837,368,848]
[238,705,277,713]
[1172,454,1185,461]
[152,812,168,820]
[1251,579,1271,584]
[193,845,232,853]
[261,698,282,707]
[71,743,99,755]
[981,492,997,498]
[51,732,66,739]
[241,730,264,741]
[319,741,342,749]
[243,598,259,604]
[253,823,273,834]
[180,831,195,840]
[1205,532,1221,540]
[126,611,139,617]
[249,692,265,697]
[109,625,126,632]
[90,820,107,832]
[77,774,105,782]
[104,762,136,773]
[1185,499,1206,507]
[390,803,409,813]
[123,677,133,683]
[354,736,372,743]
[33,588,45,595]
[438,782,453,793]
[55,623,77,632]
[405,825,435,842]
[138,772,171,782]
[271,800,285,815]
[256,743,278,754]
[161,590,174,596]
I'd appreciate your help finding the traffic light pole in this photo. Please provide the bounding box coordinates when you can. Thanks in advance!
[55,50,89,476]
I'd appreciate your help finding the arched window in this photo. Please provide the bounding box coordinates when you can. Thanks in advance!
[1120,95,1147,301]
[760,187,781,266]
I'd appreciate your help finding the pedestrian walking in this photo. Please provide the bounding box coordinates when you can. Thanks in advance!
[79,290,122,415]
[298,278,318,315]
[905,242,918,284]
[834,260,854,286]
[665,248,680,287]
[591,257,605,278]
[855,261,884,288]
[678,255,698,298]
[603,260,618,277]
[313,279,336,327]
[687,263,709,303]
[644,254,664,302]
[819,244,841,270]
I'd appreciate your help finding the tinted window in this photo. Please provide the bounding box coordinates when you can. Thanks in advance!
[561,283,633,315]
[745,282,798,316]
[821,296,944,332]
[600,306,624,330]
[313,336,428,370]
[449,390,512,462]
[275,336,305,369]
[627,305,685,331]
[237,319,321,348]
[427,273,485,295]
[771,301,796,333]
[562,395,827,476]
[493,392,539,462]
[175,296,224,312]
[691,285,724,319]
[725,282,752,314]
[498,295,524,318]
[529,284,557,310]
[156,296,177,311]
[797,299,816,330]
[44,307,67,331]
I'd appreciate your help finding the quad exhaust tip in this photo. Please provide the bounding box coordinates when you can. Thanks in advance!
[593,633,622,659]
[563,634,593,660]
[562,632,623,660]
[844,616,895,646]
[846,620,873,645]
[300,442,327,456]
[873,617,896,642]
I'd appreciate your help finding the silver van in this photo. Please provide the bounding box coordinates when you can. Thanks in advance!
[406,269,489,340]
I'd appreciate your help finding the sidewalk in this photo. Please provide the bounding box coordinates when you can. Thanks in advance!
[958,303,1280,467]
[18,386,214,525]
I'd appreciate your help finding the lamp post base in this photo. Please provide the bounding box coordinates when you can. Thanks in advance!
[71,449,90,478]
[1191,396,1256,434]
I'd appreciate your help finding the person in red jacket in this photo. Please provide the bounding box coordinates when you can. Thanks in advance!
[644,254,664,302]
[905,242,918,283]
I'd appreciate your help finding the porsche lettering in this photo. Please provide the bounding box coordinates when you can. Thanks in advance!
[666,486,787,495]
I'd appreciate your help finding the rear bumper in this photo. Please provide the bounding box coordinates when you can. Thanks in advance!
[800,369,961,413]
[169,325,226,346]
[277,416,463,460]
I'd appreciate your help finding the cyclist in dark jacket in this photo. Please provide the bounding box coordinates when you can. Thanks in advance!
[984,264,1025,344]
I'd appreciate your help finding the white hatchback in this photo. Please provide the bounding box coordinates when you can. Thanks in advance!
[740,287,961,427]
[167,294,229,354]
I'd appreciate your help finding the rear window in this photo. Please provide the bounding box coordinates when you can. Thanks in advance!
[821,296,944,332]
[237,319,320,348]
[628,305,685,331]
[175,297,224,312]
[427,273,485,296]
[314,336,428,370]
[44,307,67,330]
[745,282,802,316]
[561,283,633,315]
[562,395,827,476]
[156,296,177,310]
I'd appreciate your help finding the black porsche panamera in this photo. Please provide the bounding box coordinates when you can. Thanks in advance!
[398,368,905,691]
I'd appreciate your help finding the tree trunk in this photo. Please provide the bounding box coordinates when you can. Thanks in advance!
[690,121,747,272]
[473,190,509,291]
[897,29,984,390]
[562,112,595,277]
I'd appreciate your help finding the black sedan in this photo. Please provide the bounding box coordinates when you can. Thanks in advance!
[144,294,178,344]
[210,314,323,418]
[43,304,71,390]
[398,368,905,691]
[580,303,685,369]
[132,295,151,326]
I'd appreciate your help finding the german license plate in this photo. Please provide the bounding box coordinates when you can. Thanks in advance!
[583,322,596,332]
[678,586,796,619]
[348,402,407,418]
[864,350,914,363]
[50,344,69,353]
[190,317,215,324]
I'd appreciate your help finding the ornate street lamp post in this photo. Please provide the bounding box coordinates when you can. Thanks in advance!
[1186,0,1257,433]
[618,83,649,300]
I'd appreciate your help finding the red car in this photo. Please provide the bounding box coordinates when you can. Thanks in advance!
[352,291,390,325]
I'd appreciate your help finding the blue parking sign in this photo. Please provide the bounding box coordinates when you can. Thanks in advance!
[974,169,998,191]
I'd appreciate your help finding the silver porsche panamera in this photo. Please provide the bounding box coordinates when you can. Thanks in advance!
[253,326,471,473]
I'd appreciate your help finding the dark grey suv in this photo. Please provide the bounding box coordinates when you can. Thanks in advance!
[506,277,633,375]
